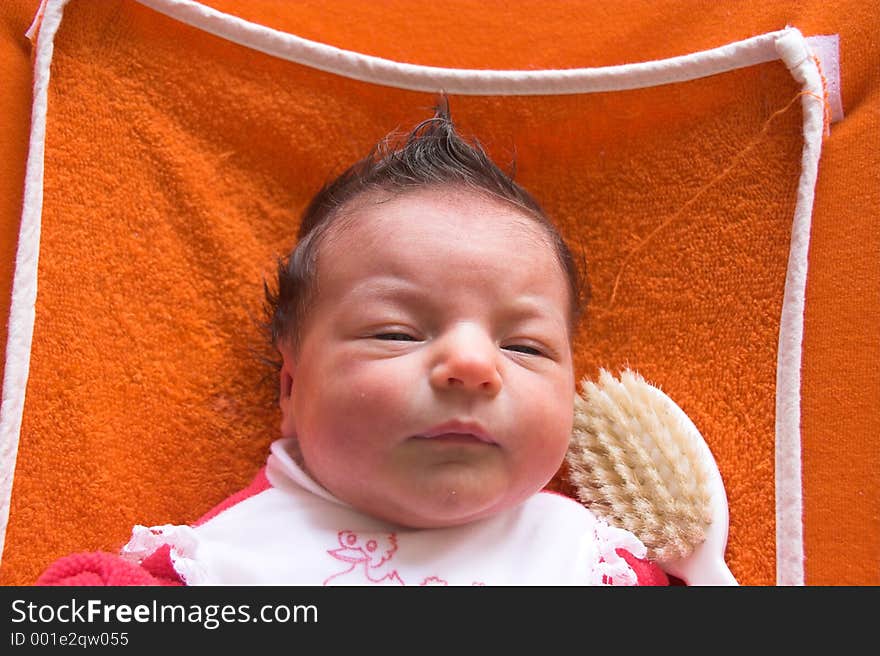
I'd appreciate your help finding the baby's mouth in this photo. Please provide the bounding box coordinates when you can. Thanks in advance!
[414,433,491,445]
[412,420,498,445]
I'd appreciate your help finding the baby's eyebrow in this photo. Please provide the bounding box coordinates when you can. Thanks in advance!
[343,276,426,304]
[342,276,568,332]
[499,298,568,328]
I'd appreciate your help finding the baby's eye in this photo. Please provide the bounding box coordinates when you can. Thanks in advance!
[502,344,544,356]
[373,333,417,342]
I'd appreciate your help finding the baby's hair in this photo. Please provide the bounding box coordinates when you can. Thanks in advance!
[263,96,588,359]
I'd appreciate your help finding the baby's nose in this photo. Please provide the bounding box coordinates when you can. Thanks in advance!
[429,325,502,396]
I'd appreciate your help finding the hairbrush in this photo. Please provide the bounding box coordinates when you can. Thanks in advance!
[566,368,737,585]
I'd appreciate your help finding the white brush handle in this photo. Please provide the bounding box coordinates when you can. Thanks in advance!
[663,524,738,586]
[642,384,739,586]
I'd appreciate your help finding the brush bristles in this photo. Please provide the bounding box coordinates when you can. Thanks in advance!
[566,369,713,562]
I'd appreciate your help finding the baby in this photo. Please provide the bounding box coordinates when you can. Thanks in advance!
[38,102,667,586]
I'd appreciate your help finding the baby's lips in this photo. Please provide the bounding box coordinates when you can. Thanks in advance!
[415,419,498,444]
[413,433,497,446]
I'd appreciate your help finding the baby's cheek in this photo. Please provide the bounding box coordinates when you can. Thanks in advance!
[520,382,574,449]
[331,362,418,429]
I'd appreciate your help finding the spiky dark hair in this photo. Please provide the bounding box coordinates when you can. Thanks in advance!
[264,97,587,357]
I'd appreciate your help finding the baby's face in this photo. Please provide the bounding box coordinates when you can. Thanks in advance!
[278,187,575,528]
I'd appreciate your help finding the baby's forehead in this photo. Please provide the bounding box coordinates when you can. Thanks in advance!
[314,192,568,308]
[329,186,554,249]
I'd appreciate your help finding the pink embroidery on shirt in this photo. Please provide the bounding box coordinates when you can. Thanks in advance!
[420,576,448,586]
[323,530,405,586]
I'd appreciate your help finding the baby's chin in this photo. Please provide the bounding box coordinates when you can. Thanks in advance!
[354,480,531,529]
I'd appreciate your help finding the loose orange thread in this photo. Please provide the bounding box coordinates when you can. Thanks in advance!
[603,89,826,312]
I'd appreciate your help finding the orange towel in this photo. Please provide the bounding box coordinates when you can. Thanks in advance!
[1,0,877,586]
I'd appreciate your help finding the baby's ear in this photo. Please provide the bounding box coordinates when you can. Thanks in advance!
[279,364,294,403]
[278,344,296,403]
[278,348,297,439]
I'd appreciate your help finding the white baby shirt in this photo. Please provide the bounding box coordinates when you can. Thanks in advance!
[121,438,647,586]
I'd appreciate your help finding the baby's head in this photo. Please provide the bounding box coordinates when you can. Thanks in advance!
[266,101,587,528]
